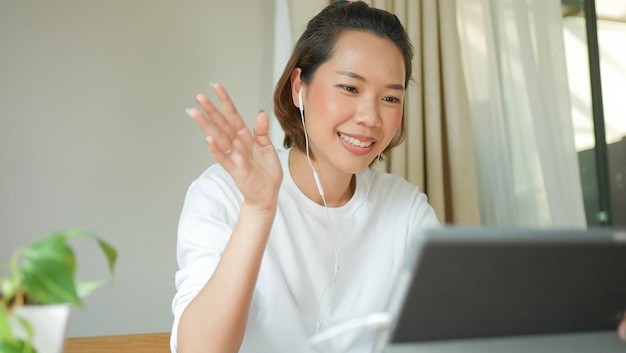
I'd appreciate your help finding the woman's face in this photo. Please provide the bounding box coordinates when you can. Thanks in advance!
[294,30,406,176]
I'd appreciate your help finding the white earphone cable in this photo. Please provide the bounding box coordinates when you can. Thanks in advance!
[299,89,382,351]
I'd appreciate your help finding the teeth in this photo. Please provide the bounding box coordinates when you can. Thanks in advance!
[339,133,374,148]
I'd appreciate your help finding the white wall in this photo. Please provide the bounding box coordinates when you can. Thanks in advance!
[0,1,274,337]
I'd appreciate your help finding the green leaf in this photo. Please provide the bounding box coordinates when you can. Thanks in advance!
[75,280,104,300]
[0,342,30,353]
[0,306,36,353]
[0,278,18,306]
[95,239,117,275]
[2,228,117,309]
[21,258,80,306]
[13,316,33,349]
[0,306,17,344]
[57,229,118,275]
[23,236,76,274]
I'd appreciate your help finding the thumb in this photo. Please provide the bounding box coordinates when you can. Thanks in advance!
[253,111,272,147]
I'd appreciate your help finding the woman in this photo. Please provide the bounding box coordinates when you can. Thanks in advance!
[172,2,439,352]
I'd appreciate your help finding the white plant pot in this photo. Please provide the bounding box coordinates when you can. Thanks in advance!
[10,304,72,353]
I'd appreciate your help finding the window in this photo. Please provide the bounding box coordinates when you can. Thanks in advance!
[562,0,626,227]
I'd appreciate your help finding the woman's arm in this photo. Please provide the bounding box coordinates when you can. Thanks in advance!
[176,83,283,353]
[177,203,275,353]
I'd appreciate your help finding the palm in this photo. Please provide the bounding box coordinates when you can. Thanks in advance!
[228,121,282,208]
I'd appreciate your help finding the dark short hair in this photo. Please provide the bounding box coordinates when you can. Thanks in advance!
[273,1,413,158]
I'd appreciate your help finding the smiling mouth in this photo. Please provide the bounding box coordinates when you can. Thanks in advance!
[338,133,375,148]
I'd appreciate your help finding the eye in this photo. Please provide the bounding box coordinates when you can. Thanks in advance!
[340,85,358,94]
[382,96,401,104]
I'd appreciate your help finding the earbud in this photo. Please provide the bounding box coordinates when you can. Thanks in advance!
[298,88,303,112]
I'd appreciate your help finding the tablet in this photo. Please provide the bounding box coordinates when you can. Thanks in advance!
[381,227,626,352]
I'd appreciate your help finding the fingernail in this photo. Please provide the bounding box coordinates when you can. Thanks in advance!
[185,108,193,116]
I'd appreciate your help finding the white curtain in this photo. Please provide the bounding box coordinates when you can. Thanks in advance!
[456,0,587,228]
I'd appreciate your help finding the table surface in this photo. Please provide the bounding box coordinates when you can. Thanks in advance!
[64,332,170,353]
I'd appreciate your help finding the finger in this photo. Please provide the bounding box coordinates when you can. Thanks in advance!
[206,135,236,169]
[186,107,233,155]
[211,82,247,131]
[186,106,214,137]
[253,111,273,148]
[195,93,237,141]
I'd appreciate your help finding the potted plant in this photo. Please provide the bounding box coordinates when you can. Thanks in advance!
[0,229,117,353]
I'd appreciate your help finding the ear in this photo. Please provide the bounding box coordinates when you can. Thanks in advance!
[290,67,303,108]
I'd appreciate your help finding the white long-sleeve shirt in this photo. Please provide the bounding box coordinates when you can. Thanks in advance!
[171,148,440,353]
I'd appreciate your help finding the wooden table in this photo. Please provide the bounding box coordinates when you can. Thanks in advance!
[64,332,170,353]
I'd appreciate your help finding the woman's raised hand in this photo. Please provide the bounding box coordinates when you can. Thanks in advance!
[186,83,283,212]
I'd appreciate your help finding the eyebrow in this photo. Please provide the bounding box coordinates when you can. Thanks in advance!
[335,70,405,91]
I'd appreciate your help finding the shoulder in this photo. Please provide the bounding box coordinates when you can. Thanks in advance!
[189,163,238,196]
[195,163,234,187]
[180,164,243,221]
[364,168,440,227]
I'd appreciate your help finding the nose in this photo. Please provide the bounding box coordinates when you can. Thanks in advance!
[353,99,382,128]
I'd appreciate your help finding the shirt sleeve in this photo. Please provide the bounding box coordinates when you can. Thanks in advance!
[170,166,242,352]
[409,189,441,230]
[403,183,441,254]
